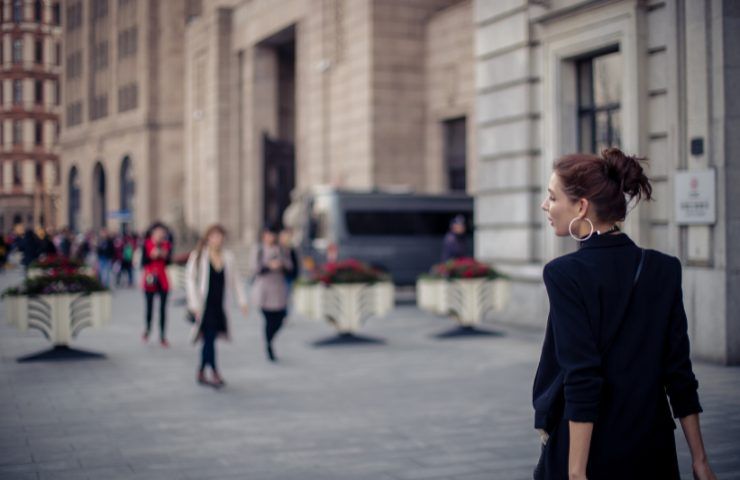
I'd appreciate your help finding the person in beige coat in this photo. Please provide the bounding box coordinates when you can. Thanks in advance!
[186,225,248,387]
[250,225,294,362]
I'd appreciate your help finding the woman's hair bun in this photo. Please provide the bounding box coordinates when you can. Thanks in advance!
[601,147,653,202]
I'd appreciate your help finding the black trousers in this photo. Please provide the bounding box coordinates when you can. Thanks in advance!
[262,309,286,346]
[200,328,217,372]
[145,290,169,339]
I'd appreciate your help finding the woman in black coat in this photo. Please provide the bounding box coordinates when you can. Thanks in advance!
[533,148,716,480]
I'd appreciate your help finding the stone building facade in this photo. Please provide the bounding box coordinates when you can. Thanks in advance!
[0,0,62,233]
[59,0,190,234]
[472,0,740,364]
[183,0,475,242]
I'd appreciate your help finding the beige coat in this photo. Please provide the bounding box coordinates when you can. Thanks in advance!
[250,244,293,311]
[185,248,248,323]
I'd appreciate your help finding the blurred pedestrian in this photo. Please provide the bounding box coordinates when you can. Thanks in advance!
[116,233,136,287]
[37,228,56,257]
[533,148,716,480]
[141,224,172,347]
[251,225,293,362]
[96,228,115,288]
[19,226,39,273]
[0,234,8,271]
[57,228,73,258]
[279,227,299,288]
[186,225,248,387]
[441,214,467,262]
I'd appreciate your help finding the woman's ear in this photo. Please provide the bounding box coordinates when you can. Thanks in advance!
[578,198,590,218]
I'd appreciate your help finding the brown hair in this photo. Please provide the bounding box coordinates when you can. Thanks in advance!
[553,147,653,223]
[195,224,227,257]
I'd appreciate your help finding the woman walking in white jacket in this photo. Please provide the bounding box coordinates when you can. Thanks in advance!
[186,225,248,387]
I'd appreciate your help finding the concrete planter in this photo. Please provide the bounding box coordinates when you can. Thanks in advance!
[4,292,112,346]
[416,277,451,315]
[446,278,510,326]
[166,265,186,291]
[293,283,323,321]
[298,282,394,334]
[28,267,94,279]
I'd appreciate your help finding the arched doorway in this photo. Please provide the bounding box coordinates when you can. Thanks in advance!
[68,166,81,231]
[119,156,135,232]
[92,162,106,230]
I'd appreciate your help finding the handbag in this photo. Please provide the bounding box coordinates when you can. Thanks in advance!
[533,249,645,480]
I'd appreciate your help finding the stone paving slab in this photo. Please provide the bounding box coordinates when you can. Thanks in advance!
[1,271,738,479]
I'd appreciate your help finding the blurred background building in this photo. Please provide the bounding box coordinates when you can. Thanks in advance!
[473,0,739,364]
[59,0,189,234]
[0,0,62,233]
[182,0,475,243]
[52,0,739,364]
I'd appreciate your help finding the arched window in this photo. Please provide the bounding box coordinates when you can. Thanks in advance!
[119,155,135,229]
[68,166,81,231]
[92,162,107,229]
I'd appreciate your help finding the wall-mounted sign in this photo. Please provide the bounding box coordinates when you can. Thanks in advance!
[675,169,716,225]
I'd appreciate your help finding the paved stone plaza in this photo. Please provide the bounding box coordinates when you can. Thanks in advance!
[1,271,739,480]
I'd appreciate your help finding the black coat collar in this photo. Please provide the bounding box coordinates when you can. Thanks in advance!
[578,232,635,249]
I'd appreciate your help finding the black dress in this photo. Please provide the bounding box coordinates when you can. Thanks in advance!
[199,263,227,335]
[532,233,701,480]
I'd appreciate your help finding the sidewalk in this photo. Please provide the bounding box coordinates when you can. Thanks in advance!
[0,271,738,480]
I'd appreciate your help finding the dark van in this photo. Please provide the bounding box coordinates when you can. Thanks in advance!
[287,188,474,285]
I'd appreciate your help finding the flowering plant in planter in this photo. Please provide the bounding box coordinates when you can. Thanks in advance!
[429,257,502,280]
[311,259,390,285]
[29,255,85,276]
[2,272,107,297]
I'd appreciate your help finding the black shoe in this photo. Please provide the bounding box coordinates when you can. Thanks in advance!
[267,345,277,362]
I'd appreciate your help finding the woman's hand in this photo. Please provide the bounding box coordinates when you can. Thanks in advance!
[268,259,282,271]
[693,459,717,480]
[240,304,249,317]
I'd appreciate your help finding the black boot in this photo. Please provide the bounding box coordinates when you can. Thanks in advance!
[266,344,277,362]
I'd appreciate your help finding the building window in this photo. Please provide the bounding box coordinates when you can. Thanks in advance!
[444,117,467,192]
[55,42,61,65]
[35,121,42,145]
[91,0,109,21]
[13,80,23,105]
[13,120,22,145]
[89,94,108,120]
[92,41,109,72]
[576,48,622,154]
[118,83,138,112]
[0,122,4,144]
[35,39,43,64]
[13,161,22,185]
[52,2,60,25]
[34,79,43,104]
[66,101,83,126]
[12,38,23,64]
[66,2,83,31]
[53,79,60,105]
[118,27,138,58]
[34,0,43,22]
[12,0,23,23]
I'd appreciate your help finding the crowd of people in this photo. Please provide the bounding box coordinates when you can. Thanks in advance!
[0,224,139,287]
[0,220,300,388]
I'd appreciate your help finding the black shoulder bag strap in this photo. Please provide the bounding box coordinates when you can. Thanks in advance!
[601,248,646,358]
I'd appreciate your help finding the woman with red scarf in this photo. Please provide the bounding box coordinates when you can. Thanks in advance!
[141,224,172,346]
